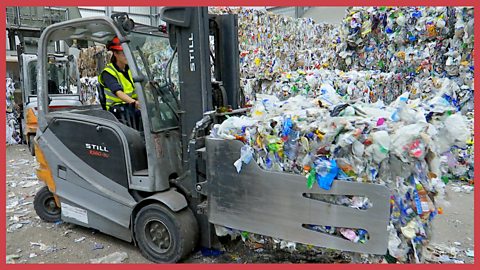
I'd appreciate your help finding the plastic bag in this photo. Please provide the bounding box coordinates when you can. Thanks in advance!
[314,158,339,190]
[318,83,342,108]
[434,114,469,153]
[371,130,390,163]
[216,116,258,140]
[234,145,254,173]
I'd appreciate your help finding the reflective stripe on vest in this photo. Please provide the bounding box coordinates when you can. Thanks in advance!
[98,63,137,110]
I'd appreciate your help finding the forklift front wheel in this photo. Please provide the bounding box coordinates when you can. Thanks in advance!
[34,186,61,222]
[134,204,198,263]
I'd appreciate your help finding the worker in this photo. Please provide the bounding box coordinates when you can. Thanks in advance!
[98,36,141,129]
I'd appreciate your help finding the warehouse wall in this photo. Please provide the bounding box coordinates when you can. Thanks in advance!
[267,7,308,18]
[78,6,348,26]
[79,6,159,26]
[302,7,347,24]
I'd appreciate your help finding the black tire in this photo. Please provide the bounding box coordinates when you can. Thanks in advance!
[34,186,61,222]
[134,204,198,263]
[28,134,35,156]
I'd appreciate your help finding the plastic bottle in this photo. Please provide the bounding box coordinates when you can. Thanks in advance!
[400,198,416,226]
[284,130,299,160]
[282,117,293,137]
[357,229,368,243]
[265,152,274,169]
[306,168,316,189]
[416,184,434,213]
[390,92,409,122]
[413,188,423,215]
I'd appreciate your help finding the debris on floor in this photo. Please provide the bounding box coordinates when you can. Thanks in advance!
[89,251,129,264]
[74,237,86,243]
[92,243,104,250]
[6,254,22,264]
[424,244,467,264]
[465,249,474,258]
[451,184,474,194]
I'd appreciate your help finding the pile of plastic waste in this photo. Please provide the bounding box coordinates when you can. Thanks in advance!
[78,45,110,78]
[210,7,339,80]
[440,112,474,185]
[211,83,470,262]
[132,37,179,86]
[6,78,21,145]
[242,69,473,110]
[336,7,474,78]
[212,7,473,110]
[334,7,474,112]
[207,6,474,263]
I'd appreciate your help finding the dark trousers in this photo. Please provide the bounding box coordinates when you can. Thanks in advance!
[109,103,143,131]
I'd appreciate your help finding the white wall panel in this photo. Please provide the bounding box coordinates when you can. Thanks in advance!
[129,7,151,15]
[79,9,106,17]
[302,7,346,25]
[113,7,129,13]
[268,7,296,17]
[79,6,156,25]
[80,6,106,11]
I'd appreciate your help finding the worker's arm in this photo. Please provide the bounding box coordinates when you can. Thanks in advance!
[116,90,139,109]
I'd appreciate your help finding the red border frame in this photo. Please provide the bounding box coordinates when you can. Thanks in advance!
[1,0,478,269]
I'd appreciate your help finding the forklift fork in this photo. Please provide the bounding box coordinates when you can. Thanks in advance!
[205,138,390,255]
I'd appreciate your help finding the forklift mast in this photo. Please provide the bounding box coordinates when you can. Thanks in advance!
[161,7,212,165]
[160,7,241,164]
[209,14,241,110]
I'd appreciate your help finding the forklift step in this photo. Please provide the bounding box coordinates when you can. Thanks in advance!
[133,169,148,176]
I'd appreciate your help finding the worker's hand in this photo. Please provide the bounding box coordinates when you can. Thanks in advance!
[133,100,140,110]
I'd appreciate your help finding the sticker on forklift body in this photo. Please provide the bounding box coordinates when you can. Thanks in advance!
[62,203,88,224]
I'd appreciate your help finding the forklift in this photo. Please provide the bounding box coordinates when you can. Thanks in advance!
[18,52,82,156]
[33,7,391,263]
[7,7,83,156]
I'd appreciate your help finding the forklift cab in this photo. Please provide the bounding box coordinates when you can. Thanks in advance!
[36,15,182,187]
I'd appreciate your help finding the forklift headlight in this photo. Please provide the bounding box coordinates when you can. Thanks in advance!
[111,13,135,32]
[122,19,135,32]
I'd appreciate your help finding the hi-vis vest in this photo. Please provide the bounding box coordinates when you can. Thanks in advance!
[98,63,137,110]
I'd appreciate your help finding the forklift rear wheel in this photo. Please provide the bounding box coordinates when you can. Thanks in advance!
[134,204,198,263]
[28,134,35,156]
[34,186,61,222]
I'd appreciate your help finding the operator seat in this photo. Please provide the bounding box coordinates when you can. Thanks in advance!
[97,84,107,110]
